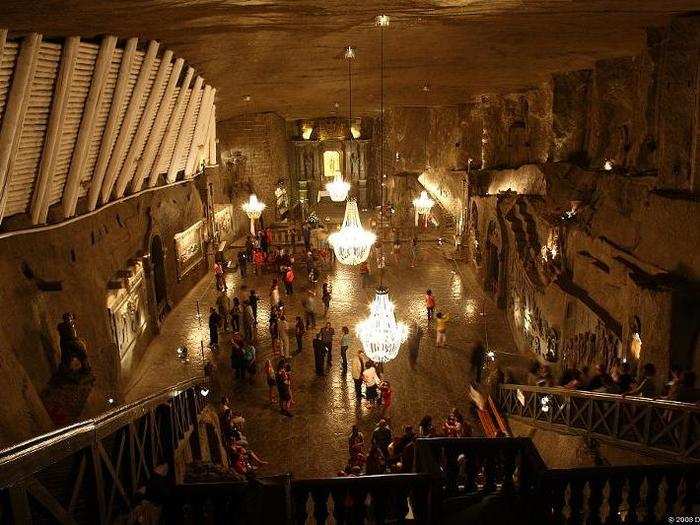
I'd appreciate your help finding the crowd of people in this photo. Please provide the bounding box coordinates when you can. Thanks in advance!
[528,359,699,402]
[338,408,473,477]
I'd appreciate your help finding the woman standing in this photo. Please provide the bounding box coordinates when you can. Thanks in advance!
[231,297,241,332]
[276,361,292,417]
[348,425,365,454]
[270,278,281,311]
[264,359,276,403]
[340,326,351,370]
[363,361,381,405]
[322,282,332,317]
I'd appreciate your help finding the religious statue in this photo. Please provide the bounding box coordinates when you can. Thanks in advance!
[350,151,359,180]
[58,312,91,376]
[303,149,314,180]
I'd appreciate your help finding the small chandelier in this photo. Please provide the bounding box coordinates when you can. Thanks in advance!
[326,170,350,202]
[241,194,265,234]
[328,198,376,265]
[356,287,408,363]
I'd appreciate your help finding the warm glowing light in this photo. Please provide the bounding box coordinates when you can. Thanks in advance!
[200,387,210,397]
[376,14,390,27]
[302,126,313,140]
[631,332,642,359]
[356,287,408,363]
[326,171,351,202]
[328,199,376,265]
[242,194,266,234]
[413,190,435,215]
[344,45,356,59]
[604,159,614,171]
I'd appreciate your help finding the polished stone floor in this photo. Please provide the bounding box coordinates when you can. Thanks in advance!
[126,217,519,478]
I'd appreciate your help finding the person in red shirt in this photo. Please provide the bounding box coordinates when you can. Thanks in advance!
[213,261,226,291]
[425,289,436,321]
[253,249,265,275]
[284,266,295,295]
[380,380,393,418]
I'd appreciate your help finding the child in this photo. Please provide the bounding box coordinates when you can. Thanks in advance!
[425,289,436,321]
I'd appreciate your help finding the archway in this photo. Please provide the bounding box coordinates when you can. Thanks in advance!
[150,235,167,307]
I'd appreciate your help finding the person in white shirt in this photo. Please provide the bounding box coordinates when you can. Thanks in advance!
[363,361,381,404]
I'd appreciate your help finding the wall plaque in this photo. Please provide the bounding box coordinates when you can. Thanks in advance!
[108,262,149,360]
[175,220,204,279]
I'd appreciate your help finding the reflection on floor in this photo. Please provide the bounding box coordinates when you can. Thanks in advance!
[126,205,519,478]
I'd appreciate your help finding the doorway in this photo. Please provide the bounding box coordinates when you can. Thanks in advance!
[150,235,167,307]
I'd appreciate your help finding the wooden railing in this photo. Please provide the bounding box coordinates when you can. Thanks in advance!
[498,384,700,460]
[538,464,698,524]
[0,378,208,524]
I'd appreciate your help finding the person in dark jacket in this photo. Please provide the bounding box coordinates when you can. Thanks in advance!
[313,333,325,376]
[208,307,221,350]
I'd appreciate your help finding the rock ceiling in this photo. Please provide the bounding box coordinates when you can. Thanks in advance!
[1,1,700,121]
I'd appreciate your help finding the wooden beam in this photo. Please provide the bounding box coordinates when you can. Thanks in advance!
[114,49,173,198]
[166,75,203,183]
[31,36,80,224]
[207,105,217,165]
[184,85,213,176]
[100,40,159,205]
[26,478,78,525]
[62,35,117,218]
[130,57,184,193]
[196,94,216,172]
[0,29,7,63]
[87,37,138,212]
[147,66,194,188]
[0,33,42,224]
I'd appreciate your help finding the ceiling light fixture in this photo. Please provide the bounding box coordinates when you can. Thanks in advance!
[241,194,265,234]
[357,13,408,364]
[326,170,351,202]
[328,198,376,264]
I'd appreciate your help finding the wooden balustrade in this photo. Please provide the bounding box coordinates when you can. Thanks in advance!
[497,384,700,460]
[0,378,208,524]
[538,464,698,524]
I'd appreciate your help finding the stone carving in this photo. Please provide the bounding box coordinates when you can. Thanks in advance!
[561,320,621,370]
[58,313,91,375]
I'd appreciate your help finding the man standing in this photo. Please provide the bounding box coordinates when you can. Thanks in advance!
[302,290,317,329]
[372,419,393,460]
[320,322,335,367]
[237,250,248,278]
[249,289,260,322]
[216,291,231,332]
[313,333,325,376]
[208,307,222,350]
[351,351,365,399]
[284,266,295,295]
[339,326,351,370]
[242,300,256,342]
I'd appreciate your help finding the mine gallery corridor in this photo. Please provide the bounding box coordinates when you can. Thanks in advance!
[0,1,698,524]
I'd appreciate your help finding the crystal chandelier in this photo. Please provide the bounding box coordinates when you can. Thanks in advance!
[356,287,409,363]
[241,194,265,234]
[326,170,350,202]
[354,13,408,365]
[328,199,376,265]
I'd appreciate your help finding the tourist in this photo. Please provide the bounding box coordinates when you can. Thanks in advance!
[363,361,381,404]
[242,342,256,381]
[379,380,393,418]
[626,363,657,398]
[612,360,634,393]
[425,289,436,321]
[278,313,291,358]
[284,266,295,295]
[249,289,259,321]
[391,228,401,265]
[270,278,281,311]
[312,332,325,376]
[351,351,365,399]
[407,322,423,369]
[587,363,613,392]
[360,260,371,288]
[276,361,293,416]
[665,367,697,402]
[348,425,365,455]
[242,300,256,342]
[409,235,418,268]
[231,297,241,332]
[213,261,227,292]
[389,426,416,472]
[208,307,221,350]
[365,444,387,475]
[302,289,317,329]
[302,223,311,252]
[264,359,277,403]
[371,419,392,460]
[442,414,462,437]
[253,248,264,275]
[230,336,244,380]
[237,250,248,278]
[470,341,486,383]
[320,322,335,367]
[435,311,449,347]
[339,326,351,370]
[452,408,472,437]
[216,291,231,332]
[321,282,332,317]
[418,415,435,437]
[294,316,305,354]
[269,311,280,354]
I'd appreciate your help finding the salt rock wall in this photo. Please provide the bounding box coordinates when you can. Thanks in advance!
[0,181,207,432]
[217,113,291,225]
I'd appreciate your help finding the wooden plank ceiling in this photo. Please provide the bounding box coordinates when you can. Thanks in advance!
[0,30,217,227]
